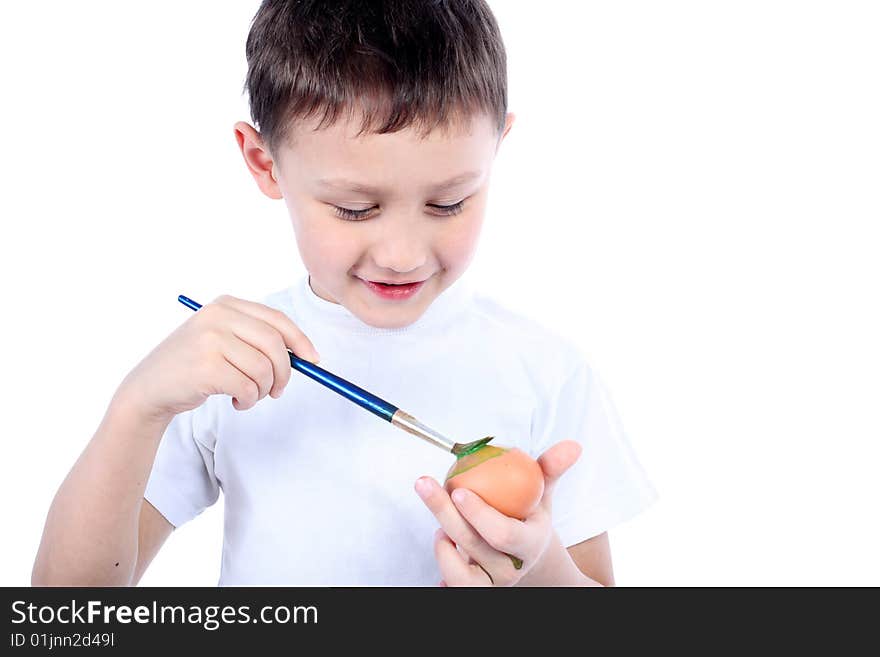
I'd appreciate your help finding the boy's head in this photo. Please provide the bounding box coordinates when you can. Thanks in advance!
[235,0,513,329]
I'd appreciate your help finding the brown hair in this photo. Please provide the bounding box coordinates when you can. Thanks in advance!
[243,0,507,155]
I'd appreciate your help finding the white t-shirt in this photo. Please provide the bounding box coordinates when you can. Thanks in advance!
[144,273,657,585]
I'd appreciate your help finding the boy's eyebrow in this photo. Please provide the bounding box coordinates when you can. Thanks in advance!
[316,171,482,194]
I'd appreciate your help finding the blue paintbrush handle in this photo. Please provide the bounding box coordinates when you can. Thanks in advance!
[177,295,398,422]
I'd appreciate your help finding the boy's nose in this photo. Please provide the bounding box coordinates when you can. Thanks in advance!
[369,253,428,278]
[368,231,429,275]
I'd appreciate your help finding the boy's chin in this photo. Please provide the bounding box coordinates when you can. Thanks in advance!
[357,302,432,331]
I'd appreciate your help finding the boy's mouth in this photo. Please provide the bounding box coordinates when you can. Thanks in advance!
[359,277,427,300]
[367,278,423,285]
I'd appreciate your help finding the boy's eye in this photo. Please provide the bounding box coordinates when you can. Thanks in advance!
[333,205,376,221]
[332,200,465,221]
[427,200,465,216]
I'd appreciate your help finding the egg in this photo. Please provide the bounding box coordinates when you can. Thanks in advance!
[443,445,544,519]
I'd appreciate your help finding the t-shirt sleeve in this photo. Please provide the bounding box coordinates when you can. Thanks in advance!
[532,357,658,547]
[143,407,220,528]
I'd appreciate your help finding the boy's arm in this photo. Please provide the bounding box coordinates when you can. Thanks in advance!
[132,501,174,585]
[567,532,615,586]
[512,531,613,587]
[32,388,173,586]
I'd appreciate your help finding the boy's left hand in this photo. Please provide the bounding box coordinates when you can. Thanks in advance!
[415,440,582,587]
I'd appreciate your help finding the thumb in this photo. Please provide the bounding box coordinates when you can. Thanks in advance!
[537,440,582,512]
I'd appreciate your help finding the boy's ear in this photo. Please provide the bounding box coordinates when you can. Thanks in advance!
[234,121,282,200]
[497,112,516,151]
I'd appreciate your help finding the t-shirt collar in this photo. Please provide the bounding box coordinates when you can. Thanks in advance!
[291,272,475,335]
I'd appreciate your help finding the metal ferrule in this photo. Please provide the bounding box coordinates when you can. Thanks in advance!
[391,410,456,453]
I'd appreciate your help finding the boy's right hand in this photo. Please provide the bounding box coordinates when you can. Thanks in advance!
[116,295,320,426]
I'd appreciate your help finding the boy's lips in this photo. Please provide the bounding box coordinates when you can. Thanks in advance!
[358,276,428,300]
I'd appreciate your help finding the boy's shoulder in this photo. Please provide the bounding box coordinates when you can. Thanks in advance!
[468,289,592,379]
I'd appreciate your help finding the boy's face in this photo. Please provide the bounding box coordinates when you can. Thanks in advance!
[235,111,514,329]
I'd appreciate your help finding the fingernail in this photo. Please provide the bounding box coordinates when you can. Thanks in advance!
[451,488,468,504]
[415,478,433,500]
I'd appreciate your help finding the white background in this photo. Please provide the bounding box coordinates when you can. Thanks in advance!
[1,1,878,586]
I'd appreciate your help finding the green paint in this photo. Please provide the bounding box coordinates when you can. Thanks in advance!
[446,445,505,481]
[452,435,494,457]
[456,441,491,458]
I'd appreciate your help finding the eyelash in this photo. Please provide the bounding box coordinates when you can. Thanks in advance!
[333,201,465,221]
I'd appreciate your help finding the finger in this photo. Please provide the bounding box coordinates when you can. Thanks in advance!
[220,334,276,402]
[196,300,292,398]
[213,295,321,364]
[434,529,491,587]
[466,555,497,584]
[216,357,259,411]
[416,477,514,577]
[449,487,531,557]
[223,311,293,398]
[537,440,583,512]
[206,299,300,398]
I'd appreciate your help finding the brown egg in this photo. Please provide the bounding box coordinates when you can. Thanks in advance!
[444,445,545,519]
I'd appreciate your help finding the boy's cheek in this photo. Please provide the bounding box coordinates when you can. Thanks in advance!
[433,209,487,264]
[292,211,360,260]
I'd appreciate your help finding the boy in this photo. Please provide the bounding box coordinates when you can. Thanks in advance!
[32,0,656,586]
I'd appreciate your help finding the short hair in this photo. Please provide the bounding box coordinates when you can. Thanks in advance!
[243,0,507,155]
